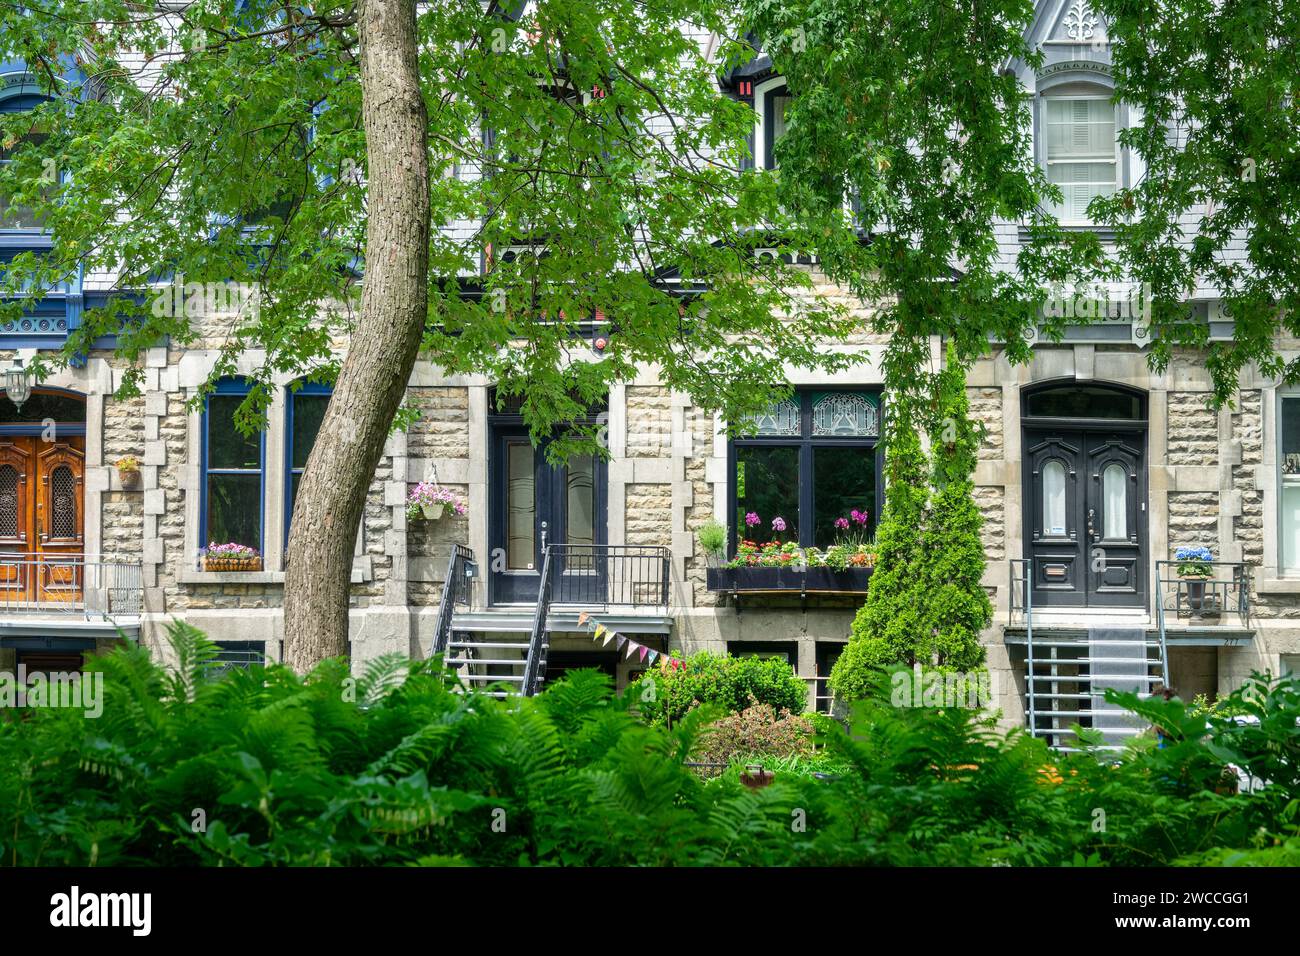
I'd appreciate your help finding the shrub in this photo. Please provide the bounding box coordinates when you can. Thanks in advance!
[693,702,815,767]
[629,651,808,726]
[832,352,990,699]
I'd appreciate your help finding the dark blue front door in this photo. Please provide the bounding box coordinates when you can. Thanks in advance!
[488,425,605,605]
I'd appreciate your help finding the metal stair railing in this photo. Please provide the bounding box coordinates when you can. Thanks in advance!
[1009,558,1036,740]
[432,544,475,658]
[520,546,555,697]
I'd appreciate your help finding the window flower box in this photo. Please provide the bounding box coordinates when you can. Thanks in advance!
[204,543,262,572]
[706,566,872,593]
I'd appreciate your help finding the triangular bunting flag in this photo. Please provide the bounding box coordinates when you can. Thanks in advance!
[625,640,638,659]
[602,630,615,646]
[577,611,589,627]
[593,623,606,640]
[647,649,659,664]
[638,645,649,662]
[615,635,627,650]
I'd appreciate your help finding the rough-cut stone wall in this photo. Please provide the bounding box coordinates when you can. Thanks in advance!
[626,386,671,458]
[1167,392,1219,466]
[683,404,719,607]
[1233,390,1264,569]
[405,387,471,608]
[102,387,145,561]
[408,487,469,606]
[157,388,193,611]
[626,483,672,547]
[969,387,1003,461]
[973,486,1006,562]
[1169,491,1219,548]
[407,387,469,459]
[351,456,393,606]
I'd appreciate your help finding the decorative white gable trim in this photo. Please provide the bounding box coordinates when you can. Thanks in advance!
[1064,1,1098,41]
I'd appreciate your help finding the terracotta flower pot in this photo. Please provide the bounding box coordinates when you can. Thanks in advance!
[118,468,141,490]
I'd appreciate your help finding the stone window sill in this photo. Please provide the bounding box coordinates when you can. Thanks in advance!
[1255,577,1300,595]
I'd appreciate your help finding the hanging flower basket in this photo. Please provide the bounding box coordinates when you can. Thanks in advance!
[115,455,142,490]
[204,543,262,572]
[406,481,466,522]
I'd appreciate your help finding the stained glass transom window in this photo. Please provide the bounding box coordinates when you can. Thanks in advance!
[746,399,800,436]
[812,392,878,437]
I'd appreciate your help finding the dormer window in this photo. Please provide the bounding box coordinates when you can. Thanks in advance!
[753,77,790,171]
[1044,96,1117,223]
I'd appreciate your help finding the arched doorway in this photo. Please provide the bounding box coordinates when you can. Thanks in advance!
[0,389,87,606]
[1022,381,1147,609]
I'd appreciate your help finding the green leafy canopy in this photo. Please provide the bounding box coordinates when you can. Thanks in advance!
[0,0,858,447]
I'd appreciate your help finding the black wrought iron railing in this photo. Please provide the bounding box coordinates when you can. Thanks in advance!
[544,544,672,609]
[1154,559,1251,621]
[432,544,476,657]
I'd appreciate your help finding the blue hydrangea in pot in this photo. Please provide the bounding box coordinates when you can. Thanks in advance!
[1174,546,1214,612]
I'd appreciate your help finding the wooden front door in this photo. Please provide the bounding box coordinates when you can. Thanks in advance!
[0,436,85,605]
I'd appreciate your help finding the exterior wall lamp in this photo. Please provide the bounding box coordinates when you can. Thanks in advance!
[4,357,33,413]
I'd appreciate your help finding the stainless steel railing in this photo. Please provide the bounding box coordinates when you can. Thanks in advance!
[0,554,143,620]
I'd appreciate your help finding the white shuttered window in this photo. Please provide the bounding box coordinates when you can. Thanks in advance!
[1045,98,1117,222]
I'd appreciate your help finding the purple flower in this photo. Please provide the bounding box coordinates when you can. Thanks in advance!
[851,509,869,526]
[771,517,787,532]
[745,511,761,527]
[834,517,850,531]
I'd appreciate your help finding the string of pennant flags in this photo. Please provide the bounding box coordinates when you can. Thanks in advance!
[575,611,684,669]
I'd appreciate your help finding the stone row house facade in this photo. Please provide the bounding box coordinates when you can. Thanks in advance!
[1,2,1297,738]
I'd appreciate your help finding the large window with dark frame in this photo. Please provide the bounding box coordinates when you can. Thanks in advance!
[201,377,264,553]
[729,389,882,553]
[285,380,332,540]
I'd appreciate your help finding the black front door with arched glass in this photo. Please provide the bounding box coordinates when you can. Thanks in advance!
[488,423,606,605]
[1023,384,1147,609]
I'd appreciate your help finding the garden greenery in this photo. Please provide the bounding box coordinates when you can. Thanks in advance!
[2,625,1298,866]
[832,356,991,699]
[629,651,808,727]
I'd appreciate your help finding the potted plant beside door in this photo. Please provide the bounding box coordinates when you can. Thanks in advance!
[1174,546,1214,612]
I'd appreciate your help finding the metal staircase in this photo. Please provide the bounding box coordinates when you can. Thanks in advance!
[1009,559,1168,752]
[432,545,552,698]
[432,543,672,699]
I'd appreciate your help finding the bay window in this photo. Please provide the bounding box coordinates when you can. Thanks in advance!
[729,389,882,554]
[1044,96,1117,223]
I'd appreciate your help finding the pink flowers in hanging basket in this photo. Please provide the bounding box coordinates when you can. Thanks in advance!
[406,482,467,521]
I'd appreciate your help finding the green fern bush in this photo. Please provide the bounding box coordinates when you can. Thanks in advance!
[2,622,1298,867]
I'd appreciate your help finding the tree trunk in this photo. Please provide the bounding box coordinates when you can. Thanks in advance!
[283,0,429,672]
